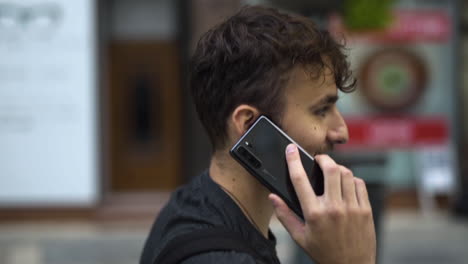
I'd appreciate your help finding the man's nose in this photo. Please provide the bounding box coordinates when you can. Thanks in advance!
[327,109,349,145]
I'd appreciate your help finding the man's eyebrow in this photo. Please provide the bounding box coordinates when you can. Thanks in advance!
[310,94,339,108]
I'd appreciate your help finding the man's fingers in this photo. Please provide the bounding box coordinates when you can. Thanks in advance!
[269,193,305,245]
[354,177,371,208]
[314,154,341,202]
[285,144,318,210]
[340,166,358,206]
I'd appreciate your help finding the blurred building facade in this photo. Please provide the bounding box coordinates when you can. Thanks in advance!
[0,0,466,220]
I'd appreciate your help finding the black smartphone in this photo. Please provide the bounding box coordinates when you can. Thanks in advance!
[229,115,324,220]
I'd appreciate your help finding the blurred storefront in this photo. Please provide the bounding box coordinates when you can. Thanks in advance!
[331,0,460,212]
[0,0,242,218]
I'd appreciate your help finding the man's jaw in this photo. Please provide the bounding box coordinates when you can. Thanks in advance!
[312,143,334,156]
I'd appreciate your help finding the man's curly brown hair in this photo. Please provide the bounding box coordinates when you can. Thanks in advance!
[190,6,356,151]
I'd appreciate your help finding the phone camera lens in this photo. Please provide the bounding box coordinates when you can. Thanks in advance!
[237,146,261,169]
[238,146,247,156]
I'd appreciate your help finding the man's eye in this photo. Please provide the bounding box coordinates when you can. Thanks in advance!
[315,106,330,116]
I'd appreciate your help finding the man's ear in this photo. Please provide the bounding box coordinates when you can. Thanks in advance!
[229,105,260,137]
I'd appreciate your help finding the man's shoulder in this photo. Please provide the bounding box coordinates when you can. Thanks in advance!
[180,251,257,264]
[140,171,232,263]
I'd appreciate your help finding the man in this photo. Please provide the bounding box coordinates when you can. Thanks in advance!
[140,5,376,264]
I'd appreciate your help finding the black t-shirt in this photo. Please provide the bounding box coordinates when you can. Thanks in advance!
[140,171,280,264]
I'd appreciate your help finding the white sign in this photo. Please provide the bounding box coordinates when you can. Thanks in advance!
[0,0,97,205]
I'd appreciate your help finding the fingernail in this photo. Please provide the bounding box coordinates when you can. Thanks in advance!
[286,144,297,155]
[270,197,279,208]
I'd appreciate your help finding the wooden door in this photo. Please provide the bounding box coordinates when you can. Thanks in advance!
[107,41,182,191]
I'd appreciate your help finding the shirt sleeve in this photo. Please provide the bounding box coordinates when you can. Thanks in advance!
[180,251,257,264]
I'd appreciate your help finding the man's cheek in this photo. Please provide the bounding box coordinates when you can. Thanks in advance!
[306,136,328,155]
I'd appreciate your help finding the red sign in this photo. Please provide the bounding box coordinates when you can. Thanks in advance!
[329,10,452,44]
[339,116,449,150]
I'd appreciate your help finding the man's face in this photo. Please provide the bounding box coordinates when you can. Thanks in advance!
[280,66,349,156]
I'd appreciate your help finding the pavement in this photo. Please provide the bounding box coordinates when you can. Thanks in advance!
[0,209,467,264]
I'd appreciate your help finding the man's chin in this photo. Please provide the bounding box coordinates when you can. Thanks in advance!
[304,144,334,157]
[313,148,334,157]
[313,151,328,157]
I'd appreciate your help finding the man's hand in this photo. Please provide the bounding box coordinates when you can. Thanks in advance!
[269,144,376,264]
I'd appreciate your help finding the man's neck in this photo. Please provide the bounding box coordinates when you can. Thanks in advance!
[209,151,273,238]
